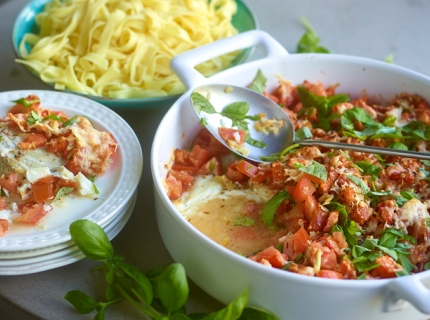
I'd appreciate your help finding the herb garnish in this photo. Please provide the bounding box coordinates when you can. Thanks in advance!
[248,69,267,94]
[191,92,267,149]
[296,16,330,53]
[262,190,291,225]
[11,97,40,110]
[63,115,81,128]
[27,110,43,125]
[52,187,74,203]
[294,160,327,182]
[65,220,278,319]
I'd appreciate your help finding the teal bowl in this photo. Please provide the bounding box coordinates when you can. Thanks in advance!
[12,0,258,110]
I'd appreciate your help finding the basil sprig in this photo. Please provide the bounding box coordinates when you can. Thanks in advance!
[191,92,267,149]
[248,69,267,95]
[294,160,327,182]
[296,16,330,53]
[66,220,278,319]
[11,97,39,110]
[262,190,291,225]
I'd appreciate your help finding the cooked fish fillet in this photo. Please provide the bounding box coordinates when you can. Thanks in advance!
[0,125,65,176]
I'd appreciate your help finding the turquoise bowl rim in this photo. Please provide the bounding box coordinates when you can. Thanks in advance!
[11,0,259,109]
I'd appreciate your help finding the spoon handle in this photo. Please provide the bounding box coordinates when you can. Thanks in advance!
[298,139,430,160]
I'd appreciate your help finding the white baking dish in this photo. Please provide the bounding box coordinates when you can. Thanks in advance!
[151,30,430,320]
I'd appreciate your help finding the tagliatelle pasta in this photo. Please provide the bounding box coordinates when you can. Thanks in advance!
[16,0,239,99]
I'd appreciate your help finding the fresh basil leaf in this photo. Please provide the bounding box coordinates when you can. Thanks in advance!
[11,97,39,109]
[69,220,114,261]
[375,245,398,261]
[221,102,250,121]
[238,306,280,320]
[249,69,267,94]
[205,289,248,320]
[245,134,267,149]
[378,232,398,249]
[294,160,327,181]
[233,217,255,227]
[63,115,80,127]
[352,245,371,258]
[383,228,416,244]
[262,190,289,225]
[121,263,153,306]
[295,127,313,141]
[296,16,330,53]
[421,160,430,166]
[191,92,217,115]
[352,256,380,273]
[389,142,408,150]
[64,290,97,314]
[346,175,370,194]
[52,186,74,203]
[157,263,189,313]
[43,114,65,122]
[105,284,120,301]
[27,110,43,125]
[355,161,382,181]
[362,238,378,250]
[382,115,396,126]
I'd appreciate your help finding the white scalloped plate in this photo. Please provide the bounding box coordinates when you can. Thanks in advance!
[0,90,142,251]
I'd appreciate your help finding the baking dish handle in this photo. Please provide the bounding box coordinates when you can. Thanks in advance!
[170,30,288,89]
[384,275,430,313]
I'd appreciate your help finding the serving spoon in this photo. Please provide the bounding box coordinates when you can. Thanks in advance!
[190,84,430,162]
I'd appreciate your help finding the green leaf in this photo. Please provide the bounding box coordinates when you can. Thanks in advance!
[233,217,255,227]
[157,263,189,313]
[121,263,153,306]
[352,256,380,273]
[204,289,248,320]
[378,232,398,249]
[238,306,280,320]
[295,127,313,141]
[296,16,330,53]
[346,175,370,194]
[398,253,413,274]
[383,228,416,244]
[382,115,396,126]
[221,102,250,121]
[245,134,267,149]
[43,114,65,122]
[248,69,267,94]
[11,97,39,110]
[63,115,81,128]
[388,142,408,150]
[191,92,217,115]
[52,186,74,203]
[69,220,114,261]
[262,190,290,225]
[355,161,382,182]
[294,160,327,181]
[64,290,97,314]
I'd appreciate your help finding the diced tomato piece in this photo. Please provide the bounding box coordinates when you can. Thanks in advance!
[194,128,230,157]
[47,137,69,156]
[197,157,222,176]
[189,145,210,168]
[226,160,245,182]
[254,246,286,268]
[218,127,246,145]
[236,160,259,178]
[321,249,338,270]
[271,161,285,184]
[32,176,58,203]
[18,133,47,149]
[251,168,272,183]
[171,164,197,174]
[284,201,305,234]
[168,170,195,191]
[174,149,192,166]
[16,203,49,225]
[293,175,316,203]
[316,270,343,279]
[0,219,8,237]
[283,227,310,260]
[372,255,402,279]
[308,206,328,233]
[166,175,182,200]
[0,198,6,210]
[304,195,318,222]
[0,172,22,193]
[8,95,40,114]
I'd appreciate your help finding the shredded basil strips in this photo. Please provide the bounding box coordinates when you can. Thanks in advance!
[190,92,267,149]
[294,160,327,182]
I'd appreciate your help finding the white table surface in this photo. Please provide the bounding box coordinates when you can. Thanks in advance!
[0,0,430,319]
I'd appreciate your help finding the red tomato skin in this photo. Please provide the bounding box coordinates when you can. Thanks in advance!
[0,172,22,193]
[270,161,285,184]
[254,246,286,268]
[283,227,310,261]
[226,160,245,182]
[293,176,316,203]
[218,127,246,145]
[189,145,210,168]
[166,176,183,200]
[19,133,47,149]
[316,270,343,279]
[236,160,259,178]
[16,204,49,225]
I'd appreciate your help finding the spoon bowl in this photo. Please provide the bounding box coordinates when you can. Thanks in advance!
[190,84,295,163]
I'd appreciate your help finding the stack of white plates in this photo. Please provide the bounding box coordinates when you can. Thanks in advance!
[0,90,143,275]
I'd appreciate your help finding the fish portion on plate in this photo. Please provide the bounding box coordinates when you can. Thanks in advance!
[0,95,118,236]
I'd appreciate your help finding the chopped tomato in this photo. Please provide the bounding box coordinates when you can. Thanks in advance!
[32,176,58,203]
[236,160,259,178]
[8,95,40,114]
[194,128,230,157]
[250,168,271,183]
[197,157,222,176]
[270,161,285,184]
[168,170,195,191]
[16,203,49,225]
[174,149,192,166]
[189,145,210,168]
[0,172,22,193]
[283,227,310,261]
[316,270,343,279]
[171,164,197,174]
[218,127,246,145]
[47,137,69,156]
[304,195,318,223]
[293,175,316,203]
[18,133,47,149]
[284,202,305,234]
[0,219,8,237]
[254,246,286,268]
[166,175,182,200]
[308,206,328,233]
[226,160,245,182]
[372,255,402,279]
